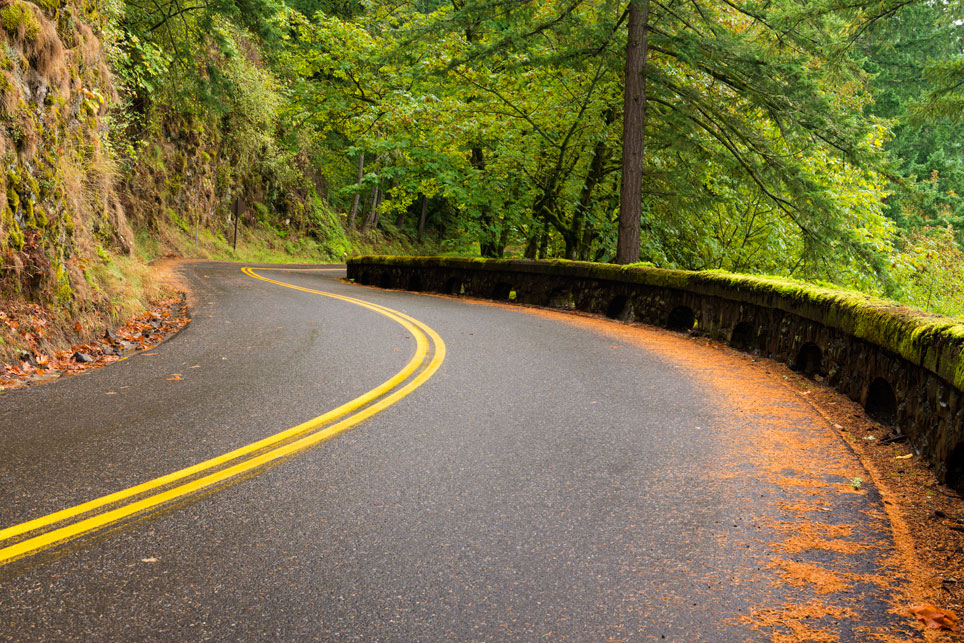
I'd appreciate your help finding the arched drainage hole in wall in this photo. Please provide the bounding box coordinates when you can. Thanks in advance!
[730,322,756,352]
[444,278,462,295]
[378,273,393,289]
[548,288,575,309]
[946,444,964,492]
[356,271,369,285]
[865,378,898,426]
[493,283,513,300]
[408,274,423,292]
[794,342,823,377]
[666,306,696,332]
[606,295,631,320]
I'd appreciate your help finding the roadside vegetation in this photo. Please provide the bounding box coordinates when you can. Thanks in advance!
[0,0,962,361]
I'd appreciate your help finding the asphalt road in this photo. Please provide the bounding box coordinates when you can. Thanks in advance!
[0,262,915,641]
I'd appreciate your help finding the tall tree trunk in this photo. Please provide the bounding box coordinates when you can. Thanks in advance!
[471,147,500,257]
[616,0,649,265]
[362,183,381,233]
[533,174,578,257]
[417,194,429,242]
[538,221,550,259]
[384,180,397,228]
[348,152,365,228]
[496,215,509,258]
[568,110,614,260]
[372,188,382,229]
[524,225,540,259]
[567,147,608,259]
[579,220,595,261]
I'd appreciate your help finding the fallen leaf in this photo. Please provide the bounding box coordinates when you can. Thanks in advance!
[167,374,182,381]
[896,453,913,459]
[73,321,82,333]
[910,604,958,630]
[140,557,158,563]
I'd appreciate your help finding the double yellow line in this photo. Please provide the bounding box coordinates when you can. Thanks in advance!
[0,267,445,566]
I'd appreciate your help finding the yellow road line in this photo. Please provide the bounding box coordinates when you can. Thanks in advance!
[258,267,345,272]
[0,288,425,543]
[0,267,445,565]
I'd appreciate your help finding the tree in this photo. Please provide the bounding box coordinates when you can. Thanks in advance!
[616,0,647,264]
[860,1,964,234]
[279,0,899,289]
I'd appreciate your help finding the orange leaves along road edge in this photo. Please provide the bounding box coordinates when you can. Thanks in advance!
[0,294,190,391]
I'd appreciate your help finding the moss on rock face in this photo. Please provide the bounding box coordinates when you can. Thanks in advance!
[0,3,42,41]
[0,1,131,312]
[3,204,22,250]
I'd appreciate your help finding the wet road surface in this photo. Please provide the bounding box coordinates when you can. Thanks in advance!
[0,263,915,640]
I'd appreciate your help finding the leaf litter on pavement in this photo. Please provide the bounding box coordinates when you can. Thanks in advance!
[442,296,963,642]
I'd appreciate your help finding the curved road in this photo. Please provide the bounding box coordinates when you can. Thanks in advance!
[0,263,915,641]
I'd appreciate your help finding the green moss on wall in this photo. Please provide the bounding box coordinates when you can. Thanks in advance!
[349,255,964,393]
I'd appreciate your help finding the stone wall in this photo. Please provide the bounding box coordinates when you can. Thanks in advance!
[347,256,964,489]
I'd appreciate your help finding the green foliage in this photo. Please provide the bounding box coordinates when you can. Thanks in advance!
[407,4,874,270]
[859,2,964,234]
[283,0,964,319]
[891,227,964,319]
[2,0,961,330]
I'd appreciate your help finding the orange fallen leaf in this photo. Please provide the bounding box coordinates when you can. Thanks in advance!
[166,374,182,381]
[910,604,958,630]
[73,321,82,333]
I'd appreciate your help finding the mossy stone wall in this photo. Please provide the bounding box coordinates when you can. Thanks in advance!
[347,255,964,489]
